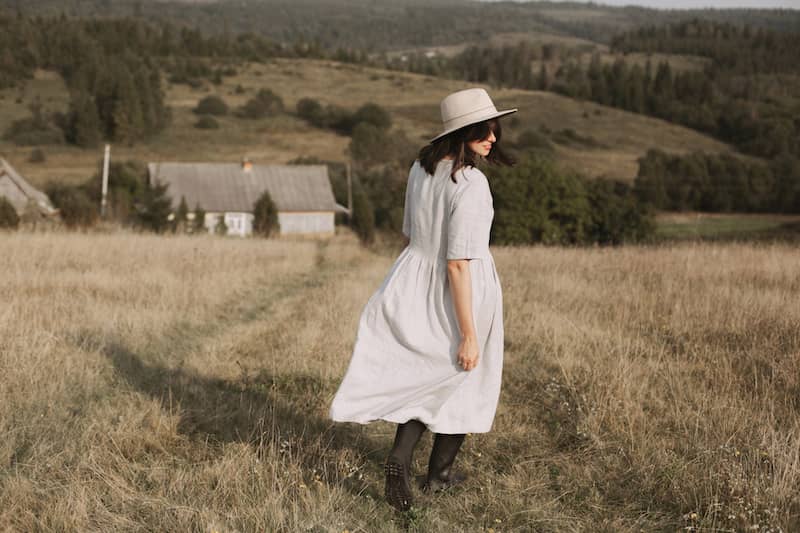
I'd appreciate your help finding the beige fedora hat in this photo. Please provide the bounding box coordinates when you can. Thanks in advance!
[430,88,517,143]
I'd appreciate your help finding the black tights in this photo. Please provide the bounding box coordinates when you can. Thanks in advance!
[388,420,465,482]
[427,432,465,481]
[388,420,427,465]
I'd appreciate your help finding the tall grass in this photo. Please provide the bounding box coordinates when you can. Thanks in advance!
[1,231,798,531]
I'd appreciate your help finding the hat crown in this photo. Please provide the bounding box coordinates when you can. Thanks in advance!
[440,88,497,125]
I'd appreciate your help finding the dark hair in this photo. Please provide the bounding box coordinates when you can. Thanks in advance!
[418,118,514,182]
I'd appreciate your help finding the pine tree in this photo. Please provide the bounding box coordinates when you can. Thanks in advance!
[351,176,375,245]
[111,64,145,144]
[134,182,172,232]
[66,92,102,147]
[627,64,646,114]
[214,214,228,236]
[192,203,206,234]
[252,190,279,237]
[537,63,549,91]
[174,195,188,233]
[653,61,675,111]
[135,64,157,135]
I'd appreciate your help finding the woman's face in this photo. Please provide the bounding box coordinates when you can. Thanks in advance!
[466,128,497,157]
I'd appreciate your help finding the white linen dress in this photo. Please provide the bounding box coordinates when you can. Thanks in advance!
[329,158,503,434]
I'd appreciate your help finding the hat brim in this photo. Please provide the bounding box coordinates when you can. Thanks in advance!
[429,108,517,144]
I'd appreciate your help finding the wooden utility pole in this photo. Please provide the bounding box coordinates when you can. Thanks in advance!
[101,144,110,217]
[346,161,353,222]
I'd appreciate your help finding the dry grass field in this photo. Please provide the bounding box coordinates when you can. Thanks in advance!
[1,230,799,532]
[0,58,733,190]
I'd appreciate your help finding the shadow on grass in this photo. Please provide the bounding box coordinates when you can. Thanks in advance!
[103,339,387,501]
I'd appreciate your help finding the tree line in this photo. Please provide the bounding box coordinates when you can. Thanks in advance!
[634,149,800,214]
[0,13,333,147]
[396,19,800,164]
[4,0,800,52]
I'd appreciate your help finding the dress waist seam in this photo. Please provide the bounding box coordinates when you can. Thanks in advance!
[406,245,491,263]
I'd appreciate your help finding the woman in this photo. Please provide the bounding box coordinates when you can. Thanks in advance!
[329,88,516,511]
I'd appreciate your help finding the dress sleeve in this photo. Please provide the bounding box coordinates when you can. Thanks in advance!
[402,167,414,238]
[446,170,492,260]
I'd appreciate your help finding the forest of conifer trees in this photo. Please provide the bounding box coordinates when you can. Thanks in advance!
[1,8,799,232]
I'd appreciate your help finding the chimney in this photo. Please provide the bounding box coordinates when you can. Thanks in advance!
[241,157,253,172]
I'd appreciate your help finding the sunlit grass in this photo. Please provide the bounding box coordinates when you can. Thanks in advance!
[1,230,798,531]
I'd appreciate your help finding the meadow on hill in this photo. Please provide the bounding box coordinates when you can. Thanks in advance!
[1,229,798,531]
[0,58,733,191]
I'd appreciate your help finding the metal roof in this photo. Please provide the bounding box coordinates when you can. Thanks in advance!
[0,158,57,215]
[147,162,340,213]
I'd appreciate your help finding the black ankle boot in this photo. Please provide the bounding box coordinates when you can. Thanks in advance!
[385,420,427,511]
[423,433,467,493]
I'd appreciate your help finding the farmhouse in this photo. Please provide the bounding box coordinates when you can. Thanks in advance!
[0,158,57,221]
[148,160,346,237]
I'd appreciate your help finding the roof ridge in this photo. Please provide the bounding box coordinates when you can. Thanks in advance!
[0,158,57,214]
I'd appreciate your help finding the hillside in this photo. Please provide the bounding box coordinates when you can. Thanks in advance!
[0,59,735,189]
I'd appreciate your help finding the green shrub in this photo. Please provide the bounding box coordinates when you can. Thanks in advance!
[326,104,356,134]
[349,124,416,171]
[3,102,64,146]
[515,129,554,153]
[349,123,388,167]
[352,103,392,131]
[0,197,20,229]
[252,190,279,237]
[194,115,220,129]
[194,95,229,116]
[83,160,148,223]
[491,152,653,245]
[551,128,603,148]
[586,179,655,244]
[634,149,798,213]
[296,97,326,127]
[46,184,99,228]
[296,102,391,135]
[28,148,46,163]
[237,89,284,119]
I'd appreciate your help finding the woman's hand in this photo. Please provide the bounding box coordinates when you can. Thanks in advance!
[457,334,479,371]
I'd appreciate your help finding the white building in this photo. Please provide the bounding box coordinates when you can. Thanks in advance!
[148,160,346,237]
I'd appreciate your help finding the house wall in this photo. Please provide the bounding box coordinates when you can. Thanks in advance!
[196,211,333,236]
[278,212,335,235]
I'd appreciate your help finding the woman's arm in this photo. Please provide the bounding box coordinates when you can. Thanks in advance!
[447,259,479,371]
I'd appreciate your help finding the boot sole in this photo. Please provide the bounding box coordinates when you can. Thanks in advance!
[384,460,413,512]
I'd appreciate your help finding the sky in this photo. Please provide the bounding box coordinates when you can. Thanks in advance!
[524,0,800,8]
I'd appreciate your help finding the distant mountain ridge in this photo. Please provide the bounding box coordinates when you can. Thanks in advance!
[2,0,800,51]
